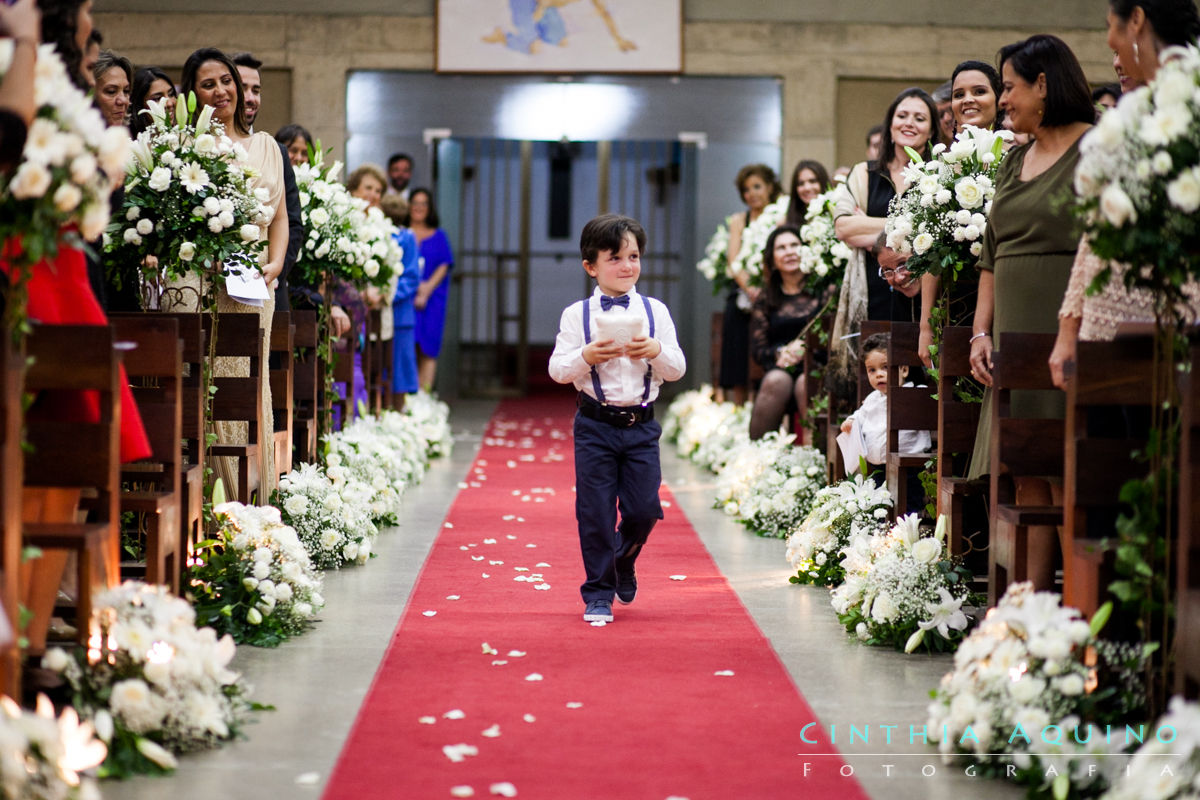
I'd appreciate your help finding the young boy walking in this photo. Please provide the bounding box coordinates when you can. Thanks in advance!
[549,214,687,623]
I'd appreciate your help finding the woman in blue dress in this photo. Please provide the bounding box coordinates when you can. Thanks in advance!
[407,188,454,392]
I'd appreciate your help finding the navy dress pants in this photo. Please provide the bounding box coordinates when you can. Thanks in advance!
[573,413,664,603]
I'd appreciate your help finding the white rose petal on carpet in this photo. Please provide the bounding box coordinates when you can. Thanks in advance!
[481,643,497,655]
[482,573,490,578]
[447,595,461,600]
[492,660,508,666]
[523,714,536,723]
[443,709,466,719]
[450,786,475,798]
[524,673,543,681]
[489,782,518,798]
[481,724,501,738]
[444,522,454,528]
[443,743,479,763]
[418,716,436,724]
[535,562,551,567]
[534,584,551,591]
[423,611,437,617]
[566,702,583,709]
[471,556,485,562]
[507,650,526,657]
[714,670,735,677]
[507,535,518,540]
[483,538,497,544]
[295,772,320,785]
[669,575,687,581]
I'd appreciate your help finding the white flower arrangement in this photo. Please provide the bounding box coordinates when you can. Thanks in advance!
[786,474,892,586]
[292,147,399,291]
[695,220,732,292]
[45,581,253,777]
[1074,45,1200,308]
[189,501,325,647]
[662,388,747,467]
[712,432,792,517]
[797,189,854,293]
[730,195,790,286]
[884,125,1011,281]
[691,404,752,473]
[0,42,127,263]
[926,583,1147,794]
[830,514,978,652]
[274,462,379,570]
[0,694,106,799]
[398,390,455,459]
[105,94,271,292]
[1101,696,1200,800]
[736,443,827,538]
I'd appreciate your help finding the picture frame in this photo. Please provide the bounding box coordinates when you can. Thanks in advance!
[436,0,682,74]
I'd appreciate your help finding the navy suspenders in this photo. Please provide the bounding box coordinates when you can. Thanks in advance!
[581,294,655,406]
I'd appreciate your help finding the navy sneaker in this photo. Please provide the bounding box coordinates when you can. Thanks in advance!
[616,567,637,605]
[583,599,613,622]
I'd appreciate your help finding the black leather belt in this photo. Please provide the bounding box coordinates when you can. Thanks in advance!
[577,393,654,427]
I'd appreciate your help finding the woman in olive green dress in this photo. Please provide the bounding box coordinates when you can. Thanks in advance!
[966,35,1095,591]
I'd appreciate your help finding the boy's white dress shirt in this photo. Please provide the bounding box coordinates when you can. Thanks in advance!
[847,387,932,464]
[549,287,686,406]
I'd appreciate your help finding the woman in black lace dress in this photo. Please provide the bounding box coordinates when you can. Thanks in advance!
[748,225,828,440]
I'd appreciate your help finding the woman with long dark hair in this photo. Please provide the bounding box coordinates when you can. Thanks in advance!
[784,159,831,228]
[129,66,177,138]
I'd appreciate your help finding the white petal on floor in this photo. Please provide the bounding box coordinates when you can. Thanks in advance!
[483,538,497,544]
[468,543,478,548]
[459,546,469,551]
[521,496,531,502]
[481,724,501,738]
[446,595,461,601]
[469,482,482,488]
[506,460,517,468]
[524,673,543,681]
[450,786,475,798]
[669,575,687,581]
[507,650,526,657]
[525,544,537,548]
[443,709,466,719]
[590,620,607,627]
[665,796,690,800]
[491,660,508,666]
[482,573,490,578]
[517,517,525,522]
[510,490,521,496]
[489,783,518,798]
[444,522,454,528]
[566,702,584,709]
[513,567,529,572]
[534,584,551,591]
[295,772,320,785]
[713,670,735,677]
[489,560,504,566]
[471,556,485,562]
[502,514,516,520]
[535,562,551,568]
[522,714,536,723]
[482,643,497,655]
[423,611,437,617]
[478,459,488,466]
[457,482,469,489]
[514,576,528,582]
[443,743,479,763]
[419,716,437,724]
[663,501,672,508]
[506,534,518,540]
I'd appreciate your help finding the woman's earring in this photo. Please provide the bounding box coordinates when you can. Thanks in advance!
[1133,41,1141,65]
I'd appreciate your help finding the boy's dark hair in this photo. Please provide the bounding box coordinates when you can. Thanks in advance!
[230,51,263,71]
[580,214,646,264]
[861,332,889,358]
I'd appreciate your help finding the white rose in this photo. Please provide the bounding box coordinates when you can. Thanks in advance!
[218,210,235,228]
[41,647,70,673]
[178,241,196,261]
[1055,674,1085,696]
[955,209,972,225]
[219,197,235,214]
[871,593,897,622]
[123,228,142,245]
[912,232,934,255]
[136,218,154,235]
[53,183,82,213]
[1008,676,1047,705]
[963,224,980,241]
[148,166,172,192]
[955,177,984,209]
[246,607,263,625]
[208,216,224,233]
[254,186,270,203]
[240,224,260,243]
[970,241,982,257]
[70,153,97,183]
[1153,150,1173,175]
[242,577,260,592]
[911,537,941,564]
[934,189,952,206]
[283,494,309,516]
[364,259,380,278]
[1100,183,1138,226]
[275,582,293,602]
[80,203,108,240]
[194,133,217,156]
[9,161,52,199]
[126,205,141,221]
[252,561,271,580]
[203,196,222,215]
[1167,168,1200,214]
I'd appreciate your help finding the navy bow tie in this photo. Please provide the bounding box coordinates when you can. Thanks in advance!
[600,294,630,311]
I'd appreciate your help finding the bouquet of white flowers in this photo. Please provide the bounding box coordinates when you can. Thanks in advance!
[736,444,826,538]
[927,584,1147,792]
[275,461,378,569]
[0,42,127,273]
[323,419,413,527]
[713,433,793,517]
[106,95,271,299]
[786,474,892,586]
[884,125,1011,281]
[695,220,732,294]
[1101,696,1200,800]
[399,390,454,458]
[797,189,853,295]
[0,694,106,799]
[190,501,325,647]
[44,581,253,777]
[691,404,752,473]
[292,147,398,291]
[1073,45,1200,311]
[730,195,790,287]
[831,514,978,652]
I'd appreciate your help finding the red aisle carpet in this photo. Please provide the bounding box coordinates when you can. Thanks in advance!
[324,395,867,800]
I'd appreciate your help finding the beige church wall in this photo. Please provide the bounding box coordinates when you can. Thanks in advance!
[94,12,1109,174]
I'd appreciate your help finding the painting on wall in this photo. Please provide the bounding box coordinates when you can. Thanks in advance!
[436,0,682,74]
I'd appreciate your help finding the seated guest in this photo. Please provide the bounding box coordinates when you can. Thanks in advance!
[748,226,828,441]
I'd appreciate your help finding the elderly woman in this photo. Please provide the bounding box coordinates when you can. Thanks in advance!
[91,48,131,127]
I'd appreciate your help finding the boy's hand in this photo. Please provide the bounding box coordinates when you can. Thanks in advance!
[840,419,853,434]
[624,336,661,360]
[583,337,623,366]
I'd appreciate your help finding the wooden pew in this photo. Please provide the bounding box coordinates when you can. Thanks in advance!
[329,331,358,430]
[22,324,124,649]
[367,308,392,414]
[270,312,295,482]
[118,312,205,563]
[205,313,264,504]
[291,310,320,465]
[108,316,183,594]
[885,321,937,516]
[1063,335,1157,618]
[936,326,987,559]
[987,332,1064,606]
[0,333,24,696]
[1177,343,1200,697]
